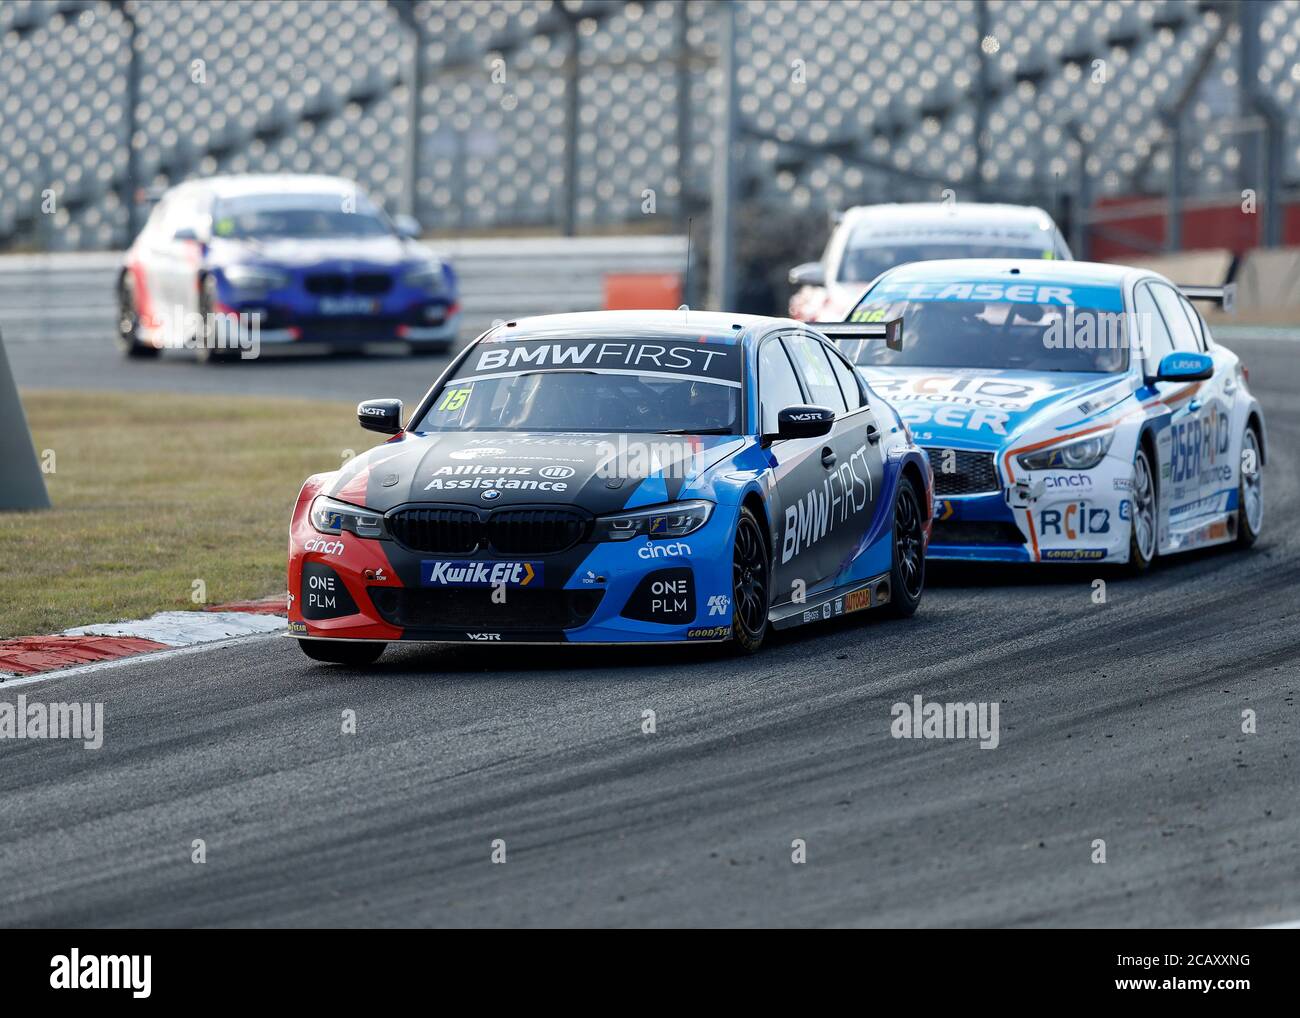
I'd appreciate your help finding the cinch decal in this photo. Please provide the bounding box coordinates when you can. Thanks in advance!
[421,560,543,587]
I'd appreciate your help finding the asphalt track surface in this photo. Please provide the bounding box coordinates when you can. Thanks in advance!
[2,333,1298,927]
[7,331,463,405]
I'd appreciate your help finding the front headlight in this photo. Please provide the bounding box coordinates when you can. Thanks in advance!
[402,262,445,292]
[1017,431,1115,471]
[309,495,386,539]
[592,500,714,542]
[224,264,289,292]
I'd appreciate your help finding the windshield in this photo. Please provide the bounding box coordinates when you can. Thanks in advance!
[213,195,392,239]
[844,280,1129,373]
[414,336,744,435]
[838,242,1056,283]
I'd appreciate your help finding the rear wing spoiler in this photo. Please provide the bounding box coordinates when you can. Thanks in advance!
[1179,283,1236,313]
[811,317,904,352]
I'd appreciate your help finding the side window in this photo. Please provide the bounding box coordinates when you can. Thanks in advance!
[757,338,806,435]
[1133,284,1173,375]
[784,333,847,412]
[825,343,865,410]
[1150,283,1201,353]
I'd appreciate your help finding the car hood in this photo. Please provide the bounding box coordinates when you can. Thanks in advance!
[210,235,427,268]
[861,366,1132,451]
[324,430,749,515]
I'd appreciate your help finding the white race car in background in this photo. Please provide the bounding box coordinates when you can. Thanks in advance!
[789,202,1072,323]
[827,258,1265,569]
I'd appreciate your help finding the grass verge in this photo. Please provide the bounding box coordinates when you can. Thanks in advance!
[0,389,383,639]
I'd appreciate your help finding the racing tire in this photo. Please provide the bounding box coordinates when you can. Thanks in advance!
[730,506,770,654]
[116,276,160,359]
[195,275,238,364]
[883,475,925,618]
[1126,444,1158,574]
[1236,425,1264,548]
[296,639,387,666]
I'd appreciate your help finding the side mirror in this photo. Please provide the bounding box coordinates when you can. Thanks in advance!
[173,226,200,242]
[788,261,826,288]
[1155,351,1213,382]
[393,214,421,239]
[358,398,403,434]
[768,405,835,442]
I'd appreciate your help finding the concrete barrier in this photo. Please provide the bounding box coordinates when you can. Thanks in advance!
[1108,247,1300,324]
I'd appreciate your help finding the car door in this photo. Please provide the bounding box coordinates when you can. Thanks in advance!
[782,330,885,586]
[1148,281,1228,511]
[756,334,838,604]
[155,193,207,339]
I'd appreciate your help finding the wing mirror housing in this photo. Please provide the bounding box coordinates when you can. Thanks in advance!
[393,214,422,239]
[358,398,403,434]
[788,261,826,288]
[1155,351,1213,382]
[767,405,835,443]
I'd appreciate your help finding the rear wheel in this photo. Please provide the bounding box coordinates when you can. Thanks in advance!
[116,276,160,358]
[1127,444,1157,573]
[297,639,386,666]
[884,476,924,618]
[1237,425,1263,547]
[730,507,770,654]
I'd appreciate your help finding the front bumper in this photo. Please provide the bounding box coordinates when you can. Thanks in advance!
[219,279,460,346]
[929,457,1133,564]
[287,504,739,644]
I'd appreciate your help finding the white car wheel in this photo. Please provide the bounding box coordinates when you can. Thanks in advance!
[1238,426,1263,545]
[1129,446,1157,570]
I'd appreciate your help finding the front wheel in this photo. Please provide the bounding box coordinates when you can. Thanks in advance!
[195,275,238,363]
[1127,444,1157,573]
[883,476,925,618]
[1237,425,1263,547]
[730,507,770,654]
[296,639,386,666]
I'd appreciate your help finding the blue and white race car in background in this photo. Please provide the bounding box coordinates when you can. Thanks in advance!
[119,174,460,361]
[833,259,1265,569]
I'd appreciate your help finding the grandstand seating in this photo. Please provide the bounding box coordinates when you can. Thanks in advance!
[0,0,1296,250]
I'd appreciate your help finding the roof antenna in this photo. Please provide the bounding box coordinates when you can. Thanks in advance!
[679,216,693,323]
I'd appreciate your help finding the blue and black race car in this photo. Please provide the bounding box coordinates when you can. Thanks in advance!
[287,310,932,665]
[118,174,459,361]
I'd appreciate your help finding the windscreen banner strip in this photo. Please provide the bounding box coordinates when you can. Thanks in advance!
[462,339,742,383]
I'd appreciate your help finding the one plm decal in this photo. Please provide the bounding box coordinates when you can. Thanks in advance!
[421,560,544,587]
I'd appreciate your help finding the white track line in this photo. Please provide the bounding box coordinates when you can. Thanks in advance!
[0,631,280,690]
